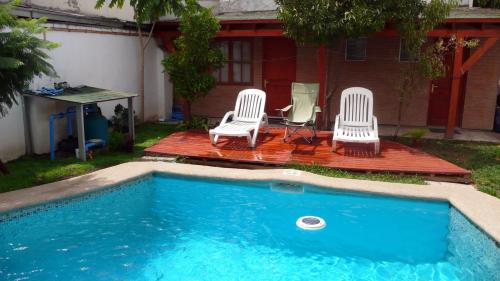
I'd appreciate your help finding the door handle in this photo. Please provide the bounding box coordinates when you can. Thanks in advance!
[431,84,438,93]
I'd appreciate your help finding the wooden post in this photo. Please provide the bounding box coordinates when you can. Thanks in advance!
[76,104,87,161]
[317,45,327,129]
[445,35,464,139]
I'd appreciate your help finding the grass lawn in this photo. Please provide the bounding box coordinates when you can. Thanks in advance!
[289,163,426,185]
[0,123,179,193]
[396,138,500,198]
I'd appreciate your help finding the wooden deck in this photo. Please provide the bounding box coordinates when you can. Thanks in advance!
[145,128,470,177]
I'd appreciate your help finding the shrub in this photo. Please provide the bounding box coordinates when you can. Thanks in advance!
[108,130,125,152]
[110,104,137,133]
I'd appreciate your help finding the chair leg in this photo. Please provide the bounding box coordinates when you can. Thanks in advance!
[375,141,380,155]
[332,140,337,152]
[209,133,216,145]
[248,132,255,148]
[282,126,289,142]
[307,125,316,143]
[301,130,313,144]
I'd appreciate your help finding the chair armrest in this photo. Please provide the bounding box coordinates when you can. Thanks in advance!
[255,112,268,130]
[333,115,340,136]
[276,105,292,112]
[373,116,379,137]
[334,115,340,130]
[276,105,292,118]
[258,112,268,122]
[220,111,235,126]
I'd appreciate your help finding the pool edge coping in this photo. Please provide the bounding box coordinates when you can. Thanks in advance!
[0,161,499,243]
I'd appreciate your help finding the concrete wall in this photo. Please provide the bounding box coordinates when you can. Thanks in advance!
[0,26,171,161]
[0,103,26,162]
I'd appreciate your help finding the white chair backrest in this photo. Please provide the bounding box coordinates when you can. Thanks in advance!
[339,87,373,127]
[234,89,266,122]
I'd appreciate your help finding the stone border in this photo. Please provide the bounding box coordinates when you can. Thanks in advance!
[0,161,499,242]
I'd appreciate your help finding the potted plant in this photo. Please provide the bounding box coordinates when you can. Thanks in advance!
[402,128,428,148]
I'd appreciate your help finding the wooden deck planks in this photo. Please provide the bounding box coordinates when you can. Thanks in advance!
[144,128,470,177]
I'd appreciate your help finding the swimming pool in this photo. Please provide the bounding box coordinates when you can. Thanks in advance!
[0,174,499,281]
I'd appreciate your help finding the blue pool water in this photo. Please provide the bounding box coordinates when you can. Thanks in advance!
[0,175,499,281]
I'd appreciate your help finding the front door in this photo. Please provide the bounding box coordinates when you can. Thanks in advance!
[262,37,297,116]
[427,43,468,127]
[427,52,453,126]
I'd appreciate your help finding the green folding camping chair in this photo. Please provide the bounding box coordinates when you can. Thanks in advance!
[277,83,320,143]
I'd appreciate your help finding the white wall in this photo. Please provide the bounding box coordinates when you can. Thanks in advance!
[144,42,168,121]
[0,27,172,161]
[0,103,26,162]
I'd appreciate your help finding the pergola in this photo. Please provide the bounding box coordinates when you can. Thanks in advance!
[23,86,137,161]
[156,9,500,138]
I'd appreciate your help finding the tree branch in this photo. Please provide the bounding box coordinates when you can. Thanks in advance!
[136,21,143,46]
[144,21,157,50]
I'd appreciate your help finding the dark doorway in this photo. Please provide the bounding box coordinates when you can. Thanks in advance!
[262,37,297,116]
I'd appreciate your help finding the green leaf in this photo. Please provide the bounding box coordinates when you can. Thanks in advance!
[0,57,23,69]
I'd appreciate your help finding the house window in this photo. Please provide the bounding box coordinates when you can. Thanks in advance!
[213,40,252,84]
[399,39,410,62]
[399,38,418,62]
[345,38,367,61]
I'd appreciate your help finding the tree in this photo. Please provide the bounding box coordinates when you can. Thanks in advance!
[0,0,58,118]
[162,2,224,124]
[0,0,58,174]
[95,0,186,121]
[276,0,464,135]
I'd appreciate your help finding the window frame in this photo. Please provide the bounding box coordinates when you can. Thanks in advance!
[399,38,419,63]
[213,38,254,86]
[345,38,367,62]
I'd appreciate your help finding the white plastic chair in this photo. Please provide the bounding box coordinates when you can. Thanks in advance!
[209,89,269,148]
[332,87,380,154]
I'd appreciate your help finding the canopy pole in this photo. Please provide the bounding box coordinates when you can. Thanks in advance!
[76,104,87,161]
[22,95,33,155]
[128,97,135,141]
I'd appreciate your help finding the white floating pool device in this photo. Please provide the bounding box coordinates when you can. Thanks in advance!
[296,216,326,230]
